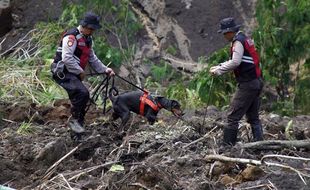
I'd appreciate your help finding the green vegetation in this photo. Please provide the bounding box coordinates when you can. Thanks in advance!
[167,0,310,115]
[0,58,67,104]
[17,121,35,135]
[0,0,141,106]
[253,0,310,115]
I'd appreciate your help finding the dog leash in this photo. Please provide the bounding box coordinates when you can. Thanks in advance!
[114,73,148,94]
[85,75,112,114]
[202,76,214,126]
[85,72,148,115]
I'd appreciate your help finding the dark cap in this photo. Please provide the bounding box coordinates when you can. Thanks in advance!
[217,17,241,34]
[80,12,102,30]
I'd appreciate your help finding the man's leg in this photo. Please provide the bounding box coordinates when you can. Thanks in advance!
[225,86,258,145]
[246,91,263,141]
[54,73,89,133]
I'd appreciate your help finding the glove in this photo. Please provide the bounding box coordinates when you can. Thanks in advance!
[105,68,115,76]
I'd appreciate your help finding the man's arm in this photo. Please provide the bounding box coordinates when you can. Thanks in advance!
[62,35,84,75]
[88,47,108,74]
[210,41,244,76]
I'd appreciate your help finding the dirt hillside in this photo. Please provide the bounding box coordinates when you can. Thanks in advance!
[1,0,256,61]
[0,101,310,189]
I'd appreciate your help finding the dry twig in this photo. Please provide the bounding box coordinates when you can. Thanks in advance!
[42,145,81,181]
[183,126,218,148]
[68,161,117,181]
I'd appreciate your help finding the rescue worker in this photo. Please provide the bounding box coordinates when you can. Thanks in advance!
[51,12,115,136]
[209,17,264,146]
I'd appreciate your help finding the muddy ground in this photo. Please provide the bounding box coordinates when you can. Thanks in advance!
[1,100,310,190]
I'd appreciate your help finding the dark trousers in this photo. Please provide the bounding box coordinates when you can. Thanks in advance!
[53,73,89,124]
[227,78,263,129]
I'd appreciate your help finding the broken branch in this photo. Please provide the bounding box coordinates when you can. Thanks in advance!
[241,139,310,150]
[183,126,219,148]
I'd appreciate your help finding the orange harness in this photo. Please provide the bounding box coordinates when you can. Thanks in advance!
[139,92,162,116]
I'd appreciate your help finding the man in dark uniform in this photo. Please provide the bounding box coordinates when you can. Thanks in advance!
[210,17,264,146]
[51,12,115,136]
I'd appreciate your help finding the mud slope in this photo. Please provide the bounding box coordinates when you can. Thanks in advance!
[0,101,309,189]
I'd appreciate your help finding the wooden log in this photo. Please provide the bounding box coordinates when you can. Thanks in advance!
[241,139,310,150]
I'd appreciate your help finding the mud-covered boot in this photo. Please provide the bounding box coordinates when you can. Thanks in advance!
[78,110,86,127]
[69,111,85,134]
[219,128,238,154]
[251,124,263,141]
[70,131,82,141]
[223,127,238,145]
[69,118,85,133]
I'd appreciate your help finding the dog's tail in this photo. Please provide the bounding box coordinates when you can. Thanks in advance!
[108,87,119,103]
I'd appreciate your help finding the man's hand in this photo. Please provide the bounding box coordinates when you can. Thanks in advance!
[79,72,86,81]
[209,66,220,76]
[105,68,115,76]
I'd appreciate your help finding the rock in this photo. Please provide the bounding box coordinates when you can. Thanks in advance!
[292,115,310,140]
[155,134,162,139]
[35,138,66,166]
[236,165,265,182]
[212,161,235,176]
[264,113,290,134]
[269,113,280,120]
[219,174,237,186]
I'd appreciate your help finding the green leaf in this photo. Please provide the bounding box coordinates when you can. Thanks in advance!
[109,164,124,172]
[285,120,294,140]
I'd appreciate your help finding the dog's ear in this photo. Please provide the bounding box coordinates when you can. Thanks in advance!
[171,100,181,109]
[155,96,166,105]
[155,96,165,100]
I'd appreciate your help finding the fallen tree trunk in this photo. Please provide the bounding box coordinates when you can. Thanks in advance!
[241,139,310,150]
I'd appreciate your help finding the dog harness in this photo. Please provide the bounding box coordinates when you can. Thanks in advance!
[139,92,162,116]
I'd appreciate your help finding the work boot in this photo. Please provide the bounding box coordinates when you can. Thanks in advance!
[69,118,85,133]
[223,127,238,146]
[70,109,86,133]
[78,110,86,127]
[218,128,238,154]
[251,124,263,141]
[70,131,82,142]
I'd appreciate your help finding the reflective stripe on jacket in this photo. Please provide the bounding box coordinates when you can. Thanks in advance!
[53,28,91,73]
[231,32,262,82]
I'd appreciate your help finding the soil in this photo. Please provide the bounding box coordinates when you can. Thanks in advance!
[0,100,310,190]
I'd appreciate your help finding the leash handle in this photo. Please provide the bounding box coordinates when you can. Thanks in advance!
[85,75,109,112]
